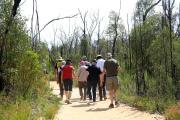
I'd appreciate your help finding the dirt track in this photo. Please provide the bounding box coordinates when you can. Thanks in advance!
[50,81,165,120]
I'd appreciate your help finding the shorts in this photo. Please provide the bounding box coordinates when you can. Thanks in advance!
[106,76,119,90]
[78,81,87,88]
[63,79,73,91]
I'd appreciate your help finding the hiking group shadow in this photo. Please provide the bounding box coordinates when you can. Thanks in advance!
[86,107,110,112]
[71,103,92,107]
[70,97,80,102]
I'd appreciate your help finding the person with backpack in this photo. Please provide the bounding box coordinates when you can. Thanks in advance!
[103,53,121,108]
[61,59,76,104]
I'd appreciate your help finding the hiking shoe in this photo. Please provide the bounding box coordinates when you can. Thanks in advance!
[83,97,86,101]
[67,100,72,104]
[87,100,93,105]
[115,101,119,106]
[80,97,83,101]
[109,103,114,108]
[65,100,69,104]
[104,96,107,100]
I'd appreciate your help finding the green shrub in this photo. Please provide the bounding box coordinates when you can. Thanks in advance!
[118,71,177,113]
[15,50,42,97]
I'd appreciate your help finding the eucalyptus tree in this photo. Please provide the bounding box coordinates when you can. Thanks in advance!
[78,9,100,59]
[78,9,89,57]
[106,10,126,58]
[31,0,40,51]
[131,0,162,95]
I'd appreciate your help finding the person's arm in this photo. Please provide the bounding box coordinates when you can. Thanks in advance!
[77,68,81,80]
[54,64,58,83]
[99,68,104,87]
[100,61,107,87]
[72,67,77,80]
[117,61,123,72]
[61,68,63,82]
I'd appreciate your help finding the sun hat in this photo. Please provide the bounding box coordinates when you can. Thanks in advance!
[56,56,63,61]
[96,54,102,59]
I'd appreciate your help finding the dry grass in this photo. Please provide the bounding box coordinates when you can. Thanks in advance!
[165,101,180,120]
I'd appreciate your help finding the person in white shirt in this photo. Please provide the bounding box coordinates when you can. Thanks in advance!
[96,55,107,101]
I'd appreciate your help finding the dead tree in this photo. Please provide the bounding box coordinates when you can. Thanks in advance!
[127,14,132,75]
[112,0,121,58]
[78,9,88,39]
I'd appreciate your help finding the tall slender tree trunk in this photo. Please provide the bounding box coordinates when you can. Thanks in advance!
[127,14,132,75]
[168,0,173,79]
[112,18,118,57]
[134,21,140,95]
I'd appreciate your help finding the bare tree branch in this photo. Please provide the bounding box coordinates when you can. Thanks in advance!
[12,0,21,17]
[32,14,78,40]
[87,13,99,39]
[171,0,175,9]
[19,0,27,7]
[143,0,161,21]
[78,9,88,37]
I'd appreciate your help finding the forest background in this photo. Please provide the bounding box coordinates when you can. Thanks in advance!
[0,0,180,120]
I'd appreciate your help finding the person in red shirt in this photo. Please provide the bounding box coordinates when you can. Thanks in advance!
[61,59,76,104]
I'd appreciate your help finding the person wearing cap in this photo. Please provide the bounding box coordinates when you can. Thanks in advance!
[77,61,89,101]
[61,59,76,104]
[86,59,102,102]
[82,56,87,61]
[81,55,90,67]
[103,53,121,108]
[96,54,107,101]
[54,57,64,99]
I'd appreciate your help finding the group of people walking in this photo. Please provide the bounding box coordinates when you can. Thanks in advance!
[54,52,121,108]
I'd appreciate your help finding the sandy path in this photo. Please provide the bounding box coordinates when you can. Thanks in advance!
[50,81,165,120]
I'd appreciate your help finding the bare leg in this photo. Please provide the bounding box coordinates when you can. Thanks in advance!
[79,87,83,100]
[113,89,117,101]
[114,89,119,106]
[68,91,72,100]
[109,89,114,104]
[64,91,69,103]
